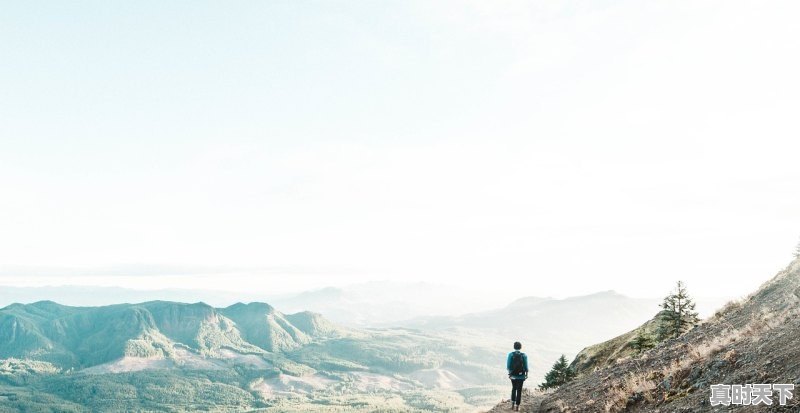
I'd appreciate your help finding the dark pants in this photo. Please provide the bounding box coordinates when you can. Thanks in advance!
[511,379,524,405]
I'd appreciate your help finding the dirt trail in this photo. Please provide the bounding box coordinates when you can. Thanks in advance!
[486,390,545,413]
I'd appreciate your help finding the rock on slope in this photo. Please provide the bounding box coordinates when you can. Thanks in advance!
[488,258,800,412]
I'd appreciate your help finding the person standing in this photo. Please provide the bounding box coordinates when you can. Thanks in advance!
[507,341,528,411]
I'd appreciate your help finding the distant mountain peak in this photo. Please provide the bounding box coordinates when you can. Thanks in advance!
[506,296,553,308]
[225,302,276,313]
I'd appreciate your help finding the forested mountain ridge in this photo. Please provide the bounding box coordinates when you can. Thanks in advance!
[0,300,345,368]
[0,300,504,412]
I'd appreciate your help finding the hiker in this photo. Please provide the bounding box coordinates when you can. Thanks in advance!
[507,341,528,411]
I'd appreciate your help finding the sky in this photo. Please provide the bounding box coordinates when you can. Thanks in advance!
[1,1,799,300]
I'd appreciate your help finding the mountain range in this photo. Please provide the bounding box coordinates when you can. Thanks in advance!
[0,299,507,412]
[0,282,509,327]
[0,301,345,367]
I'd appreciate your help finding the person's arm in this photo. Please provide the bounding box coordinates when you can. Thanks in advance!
[506,352,512,374]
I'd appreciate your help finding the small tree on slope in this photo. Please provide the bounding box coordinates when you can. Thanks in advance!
[629,330,656,353]
[794,239,800,259]
[539,355,576,390]
[657,281,700,340]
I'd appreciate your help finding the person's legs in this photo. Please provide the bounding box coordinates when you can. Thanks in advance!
[512,379,524,406]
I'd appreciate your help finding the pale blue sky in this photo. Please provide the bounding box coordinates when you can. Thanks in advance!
[2,1,799,298]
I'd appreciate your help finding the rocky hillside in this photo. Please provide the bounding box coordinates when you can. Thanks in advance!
[488,258,800,412]
[569,311,665,376]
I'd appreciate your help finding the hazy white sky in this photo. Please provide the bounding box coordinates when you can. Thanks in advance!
[1,1,799,299]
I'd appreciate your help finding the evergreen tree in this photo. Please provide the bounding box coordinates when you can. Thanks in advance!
[794,239,800,258]
[656,281,699,340]
[629,330,656,353]
[538,354,576,390]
